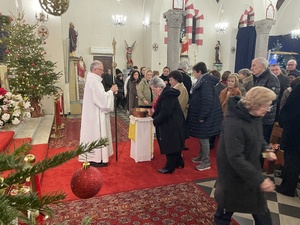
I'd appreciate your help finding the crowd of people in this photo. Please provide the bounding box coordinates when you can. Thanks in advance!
[78,57,300,224]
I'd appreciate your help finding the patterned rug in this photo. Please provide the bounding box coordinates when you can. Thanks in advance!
[47,182,238,225]
[48,116,129,149]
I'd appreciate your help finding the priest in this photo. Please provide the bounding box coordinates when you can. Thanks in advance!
[78,60,118,167]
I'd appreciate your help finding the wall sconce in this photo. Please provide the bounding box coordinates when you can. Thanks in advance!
[291,17,300,39]
[143,19,150,28]
[35,11,49,23]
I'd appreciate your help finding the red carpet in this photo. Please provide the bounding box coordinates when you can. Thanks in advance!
[48,116,129,149]
[41,137,217,201]
[46,182,238,225]
[0,131,15,152]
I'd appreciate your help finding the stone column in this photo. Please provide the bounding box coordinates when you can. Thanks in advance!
[163,9,186,70]
[254,19,275,58]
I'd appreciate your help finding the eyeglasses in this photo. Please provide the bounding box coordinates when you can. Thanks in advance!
[95,68,104,71]
[287,64,295,66]
[261,105,274,110]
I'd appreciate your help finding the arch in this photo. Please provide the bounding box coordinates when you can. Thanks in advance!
[238,6,255,28]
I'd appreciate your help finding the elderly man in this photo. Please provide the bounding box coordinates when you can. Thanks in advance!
[251,57,280,168]
[79,60,118,167]
[269,63,290,121]
[286,59,300,77]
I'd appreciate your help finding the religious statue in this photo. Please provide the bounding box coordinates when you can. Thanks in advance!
[181,35,189,56]
[215,41,221,64]
[77,56,86,81]
[125,40,136,69]
[69,22,78,57]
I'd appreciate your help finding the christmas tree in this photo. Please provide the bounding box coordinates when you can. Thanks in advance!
[1,14,61,117]
[0,138,108,225]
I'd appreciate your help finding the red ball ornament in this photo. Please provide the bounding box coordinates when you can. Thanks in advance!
[31,63,35,67]
[43,72,46,76]
[44,52,46,54]
[70,163,103,199]
[5,49,9,54]
[30,85,35,89]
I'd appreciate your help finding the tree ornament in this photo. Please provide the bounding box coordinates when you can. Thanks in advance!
[5,49,9,54]
[70,162,103,199]
[31,63,35,67]
[43,72,46,76]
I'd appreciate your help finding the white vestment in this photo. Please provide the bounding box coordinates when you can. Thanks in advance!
[78,72,114,163]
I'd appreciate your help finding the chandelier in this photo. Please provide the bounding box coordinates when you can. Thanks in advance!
[291,17,300,39]
[112,14,127,27]
[112,0,127,27]
[215,9,228,34]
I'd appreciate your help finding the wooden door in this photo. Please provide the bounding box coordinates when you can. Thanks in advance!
[93,56,112,73]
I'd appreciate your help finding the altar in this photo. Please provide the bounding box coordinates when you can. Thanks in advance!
[128,116,154,163]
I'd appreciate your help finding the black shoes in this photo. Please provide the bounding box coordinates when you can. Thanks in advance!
[158,168,173,174]
[176,160,185,169]
[275,186,295,197]
[89,161,108,167]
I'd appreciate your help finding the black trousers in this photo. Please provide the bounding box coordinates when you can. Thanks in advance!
[214,206,272,225]
[278,150,300,196]
[260,124,274,168]
[164,151,182,172]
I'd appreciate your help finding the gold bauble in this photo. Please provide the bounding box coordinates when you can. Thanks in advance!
[24,154,36,164]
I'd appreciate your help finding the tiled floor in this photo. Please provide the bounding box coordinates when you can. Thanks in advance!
[195,174,300,225]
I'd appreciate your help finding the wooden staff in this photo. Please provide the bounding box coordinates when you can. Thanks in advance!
[112,37,118,161]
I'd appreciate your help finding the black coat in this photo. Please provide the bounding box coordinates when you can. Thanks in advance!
[178,69,192,97]
[253,68,280,125]
[279,85,300,153]
[102,73,113,91]
[187,74,223,139]
[214,97,269,214]
[152,86,186,154]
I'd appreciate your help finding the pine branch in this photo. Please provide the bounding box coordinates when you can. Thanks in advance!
[0,143,32,172]
[3,138,109,186]
[0,138,108,225]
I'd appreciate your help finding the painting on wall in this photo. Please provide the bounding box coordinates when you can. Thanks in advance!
[268,35,300,69]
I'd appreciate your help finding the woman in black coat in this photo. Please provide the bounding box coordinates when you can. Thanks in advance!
[214,87,277,225]
[276,84,300,197]
[150,76,186,174]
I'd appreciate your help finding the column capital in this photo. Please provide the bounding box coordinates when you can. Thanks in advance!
[254,19,275,34]
[163,9,186,28]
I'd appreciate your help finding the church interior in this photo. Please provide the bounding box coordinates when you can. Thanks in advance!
[0,0,300,224]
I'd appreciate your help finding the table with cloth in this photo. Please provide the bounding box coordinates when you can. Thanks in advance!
[128,115,154,162]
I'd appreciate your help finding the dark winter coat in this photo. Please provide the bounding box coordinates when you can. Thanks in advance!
[214,96,269,214]
[178,69,192,97]
[152,86,186,154]
[101,73,113,91]
[253,68,280,125]
[279,85,300,153]
[187,74,223,139]
[275,74,290,121]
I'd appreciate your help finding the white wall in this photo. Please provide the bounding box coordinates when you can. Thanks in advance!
[1,0,300,113]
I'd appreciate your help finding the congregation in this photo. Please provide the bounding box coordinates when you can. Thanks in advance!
[79,56,300,201]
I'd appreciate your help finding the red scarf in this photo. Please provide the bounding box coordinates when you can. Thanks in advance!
[152,94,160,111]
